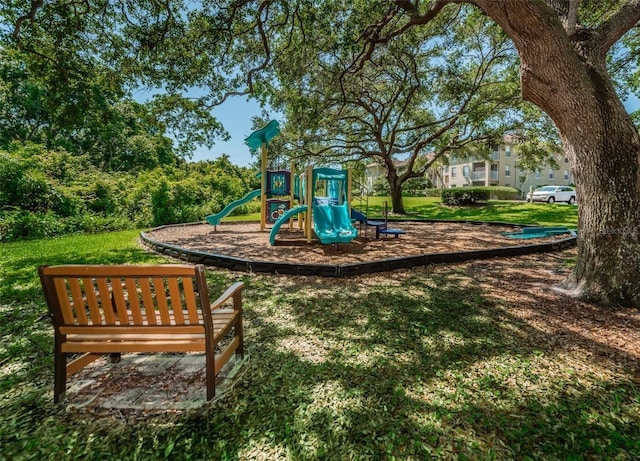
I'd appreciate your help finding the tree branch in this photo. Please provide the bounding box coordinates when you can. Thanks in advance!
[348,0,454,74]
[566,0,578,36]
[12,0,43,41]
[593,0,640,56]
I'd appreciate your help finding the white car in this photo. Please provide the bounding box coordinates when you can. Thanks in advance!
[527,186,576,204]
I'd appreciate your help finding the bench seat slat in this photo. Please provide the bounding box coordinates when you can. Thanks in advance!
[59,312,237,336]
[62,341,208,353]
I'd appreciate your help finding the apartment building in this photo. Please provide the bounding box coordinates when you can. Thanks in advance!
[363,135,573,196]
[431,135,574,195]
[363,158,412,194]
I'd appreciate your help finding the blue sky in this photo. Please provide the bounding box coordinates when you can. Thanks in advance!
[190,97,274,167]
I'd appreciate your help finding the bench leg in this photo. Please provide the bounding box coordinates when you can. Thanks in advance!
[54,338,66,403]
[206,345,216,401]
[236,318,244,358]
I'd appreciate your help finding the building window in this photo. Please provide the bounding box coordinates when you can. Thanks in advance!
[549,169,554,179]
[564,170,569,180]
[535,169,541,179]
[462,165,470,178]
[451,167,457,178]
[505,165,511,177]
[505,146,511,158]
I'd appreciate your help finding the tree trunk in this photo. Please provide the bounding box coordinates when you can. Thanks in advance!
[387,172,406,214]
[475,0,640,306]
[526,58,640,308]
[563,100,640,307]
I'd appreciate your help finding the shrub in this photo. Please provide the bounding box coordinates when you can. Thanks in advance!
[402,176,432,196]
[372,176,390,196]
[230,200,261,216]
[486,186,521,200]
[0,210,66,241]
[441,187,490,206]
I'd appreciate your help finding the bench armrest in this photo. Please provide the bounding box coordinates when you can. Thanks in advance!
[210,281,244,312]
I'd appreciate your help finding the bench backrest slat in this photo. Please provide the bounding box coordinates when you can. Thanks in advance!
[53,278,76,324]
[67,278,89,325]
[96,277,115,324]
[40,264,208,328]
[82,277,102,324]
[138,278,156,325]
[183,278,200,323]
[153,277,171,324]
[125,278,144,324]
[110,279,130,324]
[168,277,185,324]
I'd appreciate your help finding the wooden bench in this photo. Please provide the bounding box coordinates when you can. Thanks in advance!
[38,264,244,403]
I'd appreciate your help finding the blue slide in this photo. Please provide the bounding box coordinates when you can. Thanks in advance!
[269,205,308,245]
[205,189,261,226]
[313,203,358,244]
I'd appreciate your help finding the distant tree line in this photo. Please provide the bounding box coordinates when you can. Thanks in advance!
[0,144,259,242]
[0,45,258,242]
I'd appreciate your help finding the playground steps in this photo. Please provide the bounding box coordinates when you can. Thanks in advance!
[351,208,406,239]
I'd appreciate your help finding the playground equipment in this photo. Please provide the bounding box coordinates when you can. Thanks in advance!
[351,201,406,239]
[502,226,575,239]
[303,167,358,245]
[268,205,307,245]
[268,166,359,245]
[205,120,358,246]
[205,189,261,227]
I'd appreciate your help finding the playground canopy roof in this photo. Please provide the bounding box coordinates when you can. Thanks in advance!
[313,168,348,182]
[245,120,280,150]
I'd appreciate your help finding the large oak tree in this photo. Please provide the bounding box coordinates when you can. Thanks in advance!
[356,1,640,307]
[267,7,523,214]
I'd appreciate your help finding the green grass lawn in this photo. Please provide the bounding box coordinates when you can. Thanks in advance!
[2,210,637,460]
[223,196,578,228]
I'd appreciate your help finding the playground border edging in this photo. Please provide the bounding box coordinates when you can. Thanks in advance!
[140,221,577,277]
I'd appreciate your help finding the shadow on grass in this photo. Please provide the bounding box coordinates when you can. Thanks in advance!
[3,266,637,460]
[0,227,634,459]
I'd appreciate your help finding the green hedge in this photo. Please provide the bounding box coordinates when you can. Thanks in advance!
[425,188,444,197]
[441,187,490,206]
[440,186,520,206]
[485,186,521,200]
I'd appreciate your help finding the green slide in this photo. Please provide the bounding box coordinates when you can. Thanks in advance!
[269,205,308,245]
[205,189,261,226]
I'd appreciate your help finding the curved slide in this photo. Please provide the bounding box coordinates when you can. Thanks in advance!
[205,189,261,226]
[269,205,308,245]
[313,203,358,244]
